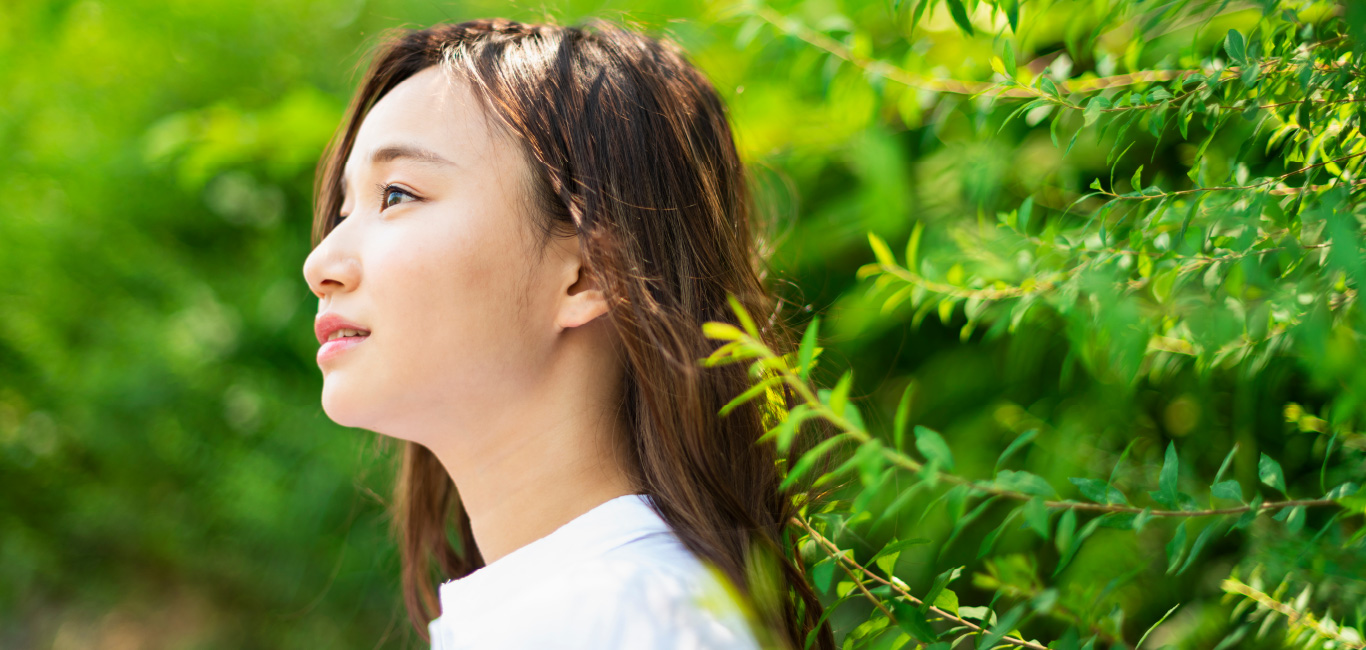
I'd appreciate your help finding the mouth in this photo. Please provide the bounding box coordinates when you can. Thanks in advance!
[317,330,370,364]
[315,313,372,364]
[324,327,371,343]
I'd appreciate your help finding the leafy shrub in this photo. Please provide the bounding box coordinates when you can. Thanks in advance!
[709,1,1366,647]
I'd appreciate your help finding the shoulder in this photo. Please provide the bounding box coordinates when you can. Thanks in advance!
[448,536,764,650]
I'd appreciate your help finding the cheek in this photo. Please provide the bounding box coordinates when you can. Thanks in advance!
[368,212,546,402]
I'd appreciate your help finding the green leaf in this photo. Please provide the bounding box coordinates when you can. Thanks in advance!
[873,482,928,535]
[944,0,974,36]
[921,566,962,614]
[827,370,853,418]
[1213,444,1239,486]
[1108,439,1138,490]
[995,469,1057,498]
[726,294,759,338]
[1176,521,1223,575]
[812,556,837,592]
[780,407,811,454]
[701,322,744,341]
[719,375,782,416]
[1083,96,1108,126]
[701,340,744,367]
[1178,97,1194,139]
[869,537,930,575]
[1225,29,1246,63]
[1283,505,1306,533]
[941,495,996,559]
[1165,521,1188,573]
[1136,604,1181,649]
[1055,516,1102,575]
[1040,76,1061,98]
[1327,482,1360,500]
[1003,41,1017,78]
[893,382,914,451]
[978,509,1021,559]
[815,438,880,488]
[1258,453,1286,494]
[798,316,820,382]
[914,426,955,471]
[933,587,959,615]
[1211,480,1244,502]
[1054,508,1076,557]
[1130,164,1145,191]
[1024,497,1050,538]
[938,297,956,324]
[995,428,1037,471]
[891,599,940,642]
[905,221,924,271]
[1152,442,1179,509]
[868,232,896,267]
[1132,508,1153,532]
[780,435,846,490]
[1069,477,1127,505]
[975,604,1024,649]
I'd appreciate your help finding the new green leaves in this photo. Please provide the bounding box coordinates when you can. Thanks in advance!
[1069,478,1127,506]
[915,426,955,472]
[798,315,820,382]
[1258,453,1287,494]
[1225,29,1246,64]
[945,0,974,36]
[1149,442,1181,509]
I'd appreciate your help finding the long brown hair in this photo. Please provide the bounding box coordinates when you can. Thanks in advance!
[310,18,834,650]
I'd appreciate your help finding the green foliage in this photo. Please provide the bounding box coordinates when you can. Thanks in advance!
[705,0,1366,647]
[5,0,1366,648]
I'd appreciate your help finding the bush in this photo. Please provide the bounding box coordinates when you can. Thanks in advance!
[707,0,1366,647]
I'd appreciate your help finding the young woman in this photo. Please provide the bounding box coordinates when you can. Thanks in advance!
[302,18,834,649]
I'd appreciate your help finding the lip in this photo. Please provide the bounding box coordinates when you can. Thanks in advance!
[317,335,368,364]
[315,313,372,345]
[315,312,372,365]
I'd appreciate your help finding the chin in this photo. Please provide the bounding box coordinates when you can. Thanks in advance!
[319,377,373,429]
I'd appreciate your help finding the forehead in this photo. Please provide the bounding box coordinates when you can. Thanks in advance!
[341,65,500,187]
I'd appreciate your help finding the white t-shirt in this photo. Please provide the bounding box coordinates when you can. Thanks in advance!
[427,493,764,649]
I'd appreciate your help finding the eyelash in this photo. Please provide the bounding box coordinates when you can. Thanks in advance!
[337,183,418,221]
[375,183,418,212]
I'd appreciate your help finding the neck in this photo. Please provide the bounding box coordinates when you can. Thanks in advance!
[419,339,636,565]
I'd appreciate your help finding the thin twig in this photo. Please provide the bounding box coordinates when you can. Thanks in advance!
[1099,151,1366,200]
[1222,577,1366,649]
[749,4,1350,111]
[749,4,1192,100]
[794,515,1052,650]
[761,343,1347,518]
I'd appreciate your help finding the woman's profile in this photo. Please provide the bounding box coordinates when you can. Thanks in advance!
[301,18,834,649]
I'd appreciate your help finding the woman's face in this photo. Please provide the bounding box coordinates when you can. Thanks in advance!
[302,65,572,440]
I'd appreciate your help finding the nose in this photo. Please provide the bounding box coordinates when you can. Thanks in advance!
[303,228,361,303]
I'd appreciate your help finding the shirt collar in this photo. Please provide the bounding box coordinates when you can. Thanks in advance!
[436,493,670,613]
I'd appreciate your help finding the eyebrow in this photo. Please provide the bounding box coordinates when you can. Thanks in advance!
[340,144,457,196]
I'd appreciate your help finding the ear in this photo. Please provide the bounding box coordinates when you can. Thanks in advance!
[554,245,609,330]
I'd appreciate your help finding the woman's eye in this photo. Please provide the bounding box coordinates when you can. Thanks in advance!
[378,184,417,211]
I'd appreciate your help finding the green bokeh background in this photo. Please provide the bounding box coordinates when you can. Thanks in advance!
[2,0,1362,648]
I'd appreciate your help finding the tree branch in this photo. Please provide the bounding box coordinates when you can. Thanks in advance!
[793,515,1054,649]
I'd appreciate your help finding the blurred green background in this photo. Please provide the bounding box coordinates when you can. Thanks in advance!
[2,0,1362,648]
